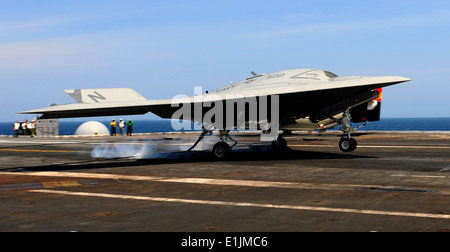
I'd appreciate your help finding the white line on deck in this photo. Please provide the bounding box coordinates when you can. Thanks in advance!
[29,189,450,220]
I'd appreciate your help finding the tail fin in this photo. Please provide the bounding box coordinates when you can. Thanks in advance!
[64,88,147,104]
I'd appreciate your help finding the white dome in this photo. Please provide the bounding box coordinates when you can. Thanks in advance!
[75,121,109,136]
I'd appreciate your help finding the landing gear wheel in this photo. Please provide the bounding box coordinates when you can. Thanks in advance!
[339,138,357,152]
[272,136,289,152]
[213,142,232,160]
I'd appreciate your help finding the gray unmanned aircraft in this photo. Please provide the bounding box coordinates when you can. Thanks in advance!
[20,68,410,159]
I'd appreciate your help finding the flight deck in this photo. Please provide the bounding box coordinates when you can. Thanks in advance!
[0,131,449,232]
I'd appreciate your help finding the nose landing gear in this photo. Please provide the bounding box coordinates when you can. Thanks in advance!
[339,137,357,152]
[339,109,358,152]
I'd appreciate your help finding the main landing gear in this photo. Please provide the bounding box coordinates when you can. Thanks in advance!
[213,142,232,160]
[187,129,237,160]
[339,109,358,152]
[187,128,289,160]
[212,130,237,160]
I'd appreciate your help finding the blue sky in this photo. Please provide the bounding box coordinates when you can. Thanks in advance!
[1,0,450,122]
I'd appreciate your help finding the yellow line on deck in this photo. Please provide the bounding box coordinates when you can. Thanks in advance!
[41,180,82,188]
[0,148,89,153]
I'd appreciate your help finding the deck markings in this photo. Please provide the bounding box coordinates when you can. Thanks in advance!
[0,148,87,153]
[29,189,450,220]
[289,145,450,149]
[0,180,83,191]
[5,170,450,219]
[0,171,416,191]
[2,171,445,193]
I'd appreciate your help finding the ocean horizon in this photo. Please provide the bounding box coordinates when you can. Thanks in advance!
[1,117,450,136]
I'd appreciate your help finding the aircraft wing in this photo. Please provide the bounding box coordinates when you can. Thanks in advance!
[19,88,175,119]
[20,99,169,119]
[19,72,410,123]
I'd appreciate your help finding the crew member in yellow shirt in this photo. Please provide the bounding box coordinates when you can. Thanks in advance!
[110,119,117,136]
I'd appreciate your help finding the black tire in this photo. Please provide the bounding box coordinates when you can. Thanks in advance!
[339,138,357,152]
[272,137,289,152]
[213,142,231,160]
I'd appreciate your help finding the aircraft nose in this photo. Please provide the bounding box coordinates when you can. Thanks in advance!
[367,76,411,84]
[392,76,411,83]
